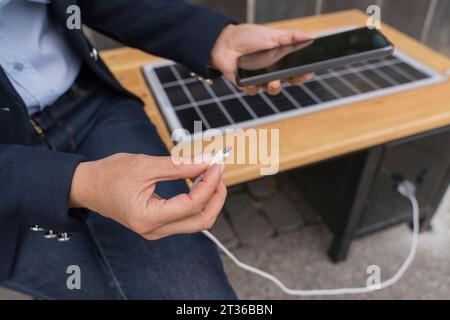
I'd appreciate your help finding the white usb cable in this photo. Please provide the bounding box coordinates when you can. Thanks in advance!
[198,147,420,296]
[192,146,232,187]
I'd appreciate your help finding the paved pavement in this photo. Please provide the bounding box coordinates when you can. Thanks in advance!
[1,172,449,300]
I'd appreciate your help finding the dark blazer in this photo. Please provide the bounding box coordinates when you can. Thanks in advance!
[0,0,232,281]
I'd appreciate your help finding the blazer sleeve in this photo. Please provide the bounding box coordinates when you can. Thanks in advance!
[77,0,234,77]
[0,144,88,232]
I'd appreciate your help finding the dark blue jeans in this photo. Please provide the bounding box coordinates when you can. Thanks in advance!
[1,86,236,299]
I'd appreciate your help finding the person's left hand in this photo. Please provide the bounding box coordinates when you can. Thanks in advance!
[210,24,315,96]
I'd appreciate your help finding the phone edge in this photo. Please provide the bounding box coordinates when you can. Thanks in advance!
[236,46,395,87]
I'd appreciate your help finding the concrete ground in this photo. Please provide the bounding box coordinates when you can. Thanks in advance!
[1,172,449,300]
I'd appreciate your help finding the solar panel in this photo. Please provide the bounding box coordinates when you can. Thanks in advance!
[143,46,445,142]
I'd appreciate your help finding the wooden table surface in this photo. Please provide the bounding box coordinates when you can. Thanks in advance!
[101,10,450,186]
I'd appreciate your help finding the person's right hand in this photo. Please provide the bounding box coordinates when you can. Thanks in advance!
[69,153,226,240]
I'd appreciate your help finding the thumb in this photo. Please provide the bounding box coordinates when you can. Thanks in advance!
[149,155,209,182]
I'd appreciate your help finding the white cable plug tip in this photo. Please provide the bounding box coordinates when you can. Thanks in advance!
[192,147,232,187]
[208,146,232,167]
[397,180,416,197]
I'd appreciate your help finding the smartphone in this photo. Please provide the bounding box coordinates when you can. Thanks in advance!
[236,27,394,86]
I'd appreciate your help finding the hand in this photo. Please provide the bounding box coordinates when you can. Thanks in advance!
[239,40,313,70]
[210,24,315,95]
[70,153,226,240]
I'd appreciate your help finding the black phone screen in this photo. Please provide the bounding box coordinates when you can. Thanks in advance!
[237,27,392,79]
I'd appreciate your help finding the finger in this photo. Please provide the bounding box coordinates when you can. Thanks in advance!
[145,181,227,239]
[286,72,315,86]
[290,29,314,42]
[147,156,209,182]
[286,77,304,86]
[187,164,224,212]
[241,85,260,96]
[272,28,312,46]
[225,71,260,96]
[146,164,223,225]
[303,72,315,80]
[265,80,282,95]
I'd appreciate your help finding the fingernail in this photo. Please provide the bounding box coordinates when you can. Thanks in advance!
[219,163,225,174]
[304,73,315,80]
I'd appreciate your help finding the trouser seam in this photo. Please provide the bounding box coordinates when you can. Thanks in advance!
[86,221,129,300]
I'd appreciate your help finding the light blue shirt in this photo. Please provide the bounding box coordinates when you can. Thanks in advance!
[0,0,81,114]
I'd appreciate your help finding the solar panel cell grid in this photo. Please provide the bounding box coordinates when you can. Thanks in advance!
[165,85,190,106]
[341,73,376,93]
[395,63,428,81]
[185,82,211,101]
[243,95,276,117]
[198,103,230,128]
[209,78,234,97]
[175,108,204,133]
[221,99,254,122]
[144,52,441,138]
[263,92,297,112]
[174,64,193,79]
[154,66,177,83]
[322,78,356,97]
[284,86,317,106]
[304,81,336,101]
[360,69,394,88]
